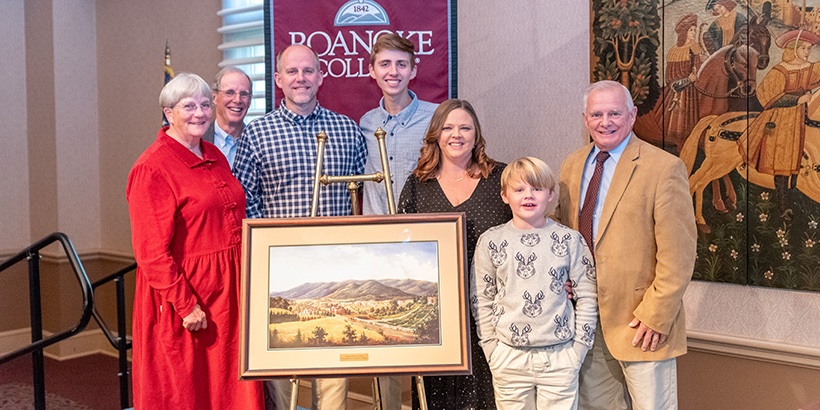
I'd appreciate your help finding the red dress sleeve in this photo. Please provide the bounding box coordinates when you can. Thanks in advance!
[127,162,198,317]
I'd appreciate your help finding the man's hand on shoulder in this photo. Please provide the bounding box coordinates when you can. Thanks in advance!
[629,317,667,352]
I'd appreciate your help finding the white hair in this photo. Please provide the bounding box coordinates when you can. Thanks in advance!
[583,80,634,113]
[159,72,212,108]
[213,66,253,93]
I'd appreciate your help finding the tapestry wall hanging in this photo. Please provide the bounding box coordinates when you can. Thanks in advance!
[591,0,820,291]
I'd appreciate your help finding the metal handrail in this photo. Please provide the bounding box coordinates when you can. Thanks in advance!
[0,232,94,363]
[90,262,136,410]
[0,232,94,410]
[91,263,135,349]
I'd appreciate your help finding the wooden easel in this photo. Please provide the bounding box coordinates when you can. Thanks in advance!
[286,128,427,410]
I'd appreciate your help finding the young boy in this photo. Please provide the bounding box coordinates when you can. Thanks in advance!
[471,157,598,409]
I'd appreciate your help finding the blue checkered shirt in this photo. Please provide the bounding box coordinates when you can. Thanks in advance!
[359,91,438,215]
[233,101,366,218]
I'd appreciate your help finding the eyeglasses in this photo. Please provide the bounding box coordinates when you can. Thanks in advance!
[217,89,252,100]
[174,102,213,112]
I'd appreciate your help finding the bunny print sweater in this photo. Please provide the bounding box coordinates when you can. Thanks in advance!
[471,219,598,362]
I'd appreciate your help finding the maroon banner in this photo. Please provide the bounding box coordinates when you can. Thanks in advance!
[266,0,456,122]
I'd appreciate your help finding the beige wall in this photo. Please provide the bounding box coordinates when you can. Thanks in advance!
[24,0,59,251]
[0,0,30,253]
[53,0,101,252]
[460,3,590,167]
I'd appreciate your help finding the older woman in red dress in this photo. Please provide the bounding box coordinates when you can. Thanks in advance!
[127,73,264,410]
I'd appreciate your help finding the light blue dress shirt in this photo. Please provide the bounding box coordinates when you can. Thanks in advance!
[213,121,238,168]
[359,90,438,215]
[579,133,632,242]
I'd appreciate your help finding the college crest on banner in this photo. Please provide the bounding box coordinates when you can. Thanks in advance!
[264,0,457,121]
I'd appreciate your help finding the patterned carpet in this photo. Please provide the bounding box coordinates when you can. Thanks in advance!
[0,354,124,410]
[0,383,95,410]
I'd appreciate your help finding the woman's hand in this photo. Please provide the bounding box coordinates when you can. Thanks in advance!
[182,304,208,332]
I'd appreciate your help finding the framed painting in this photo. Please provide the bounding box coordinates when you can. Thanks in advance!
[238,213,471,379]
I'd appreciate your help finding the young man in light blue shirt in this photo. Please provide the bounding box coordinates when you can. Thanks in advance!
[358,33,438,410]
[360,34,438,216]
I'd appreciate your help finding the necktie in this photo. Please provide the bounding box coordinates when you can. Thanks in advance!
[579,151,610,254]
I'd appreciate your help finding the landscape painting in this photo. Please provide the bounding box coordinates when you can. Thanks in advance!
[240,213,470,379]
[267,241,441,349]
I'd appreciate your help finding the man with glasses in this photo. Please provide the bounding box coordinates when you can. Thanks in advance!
[203,66,253,168]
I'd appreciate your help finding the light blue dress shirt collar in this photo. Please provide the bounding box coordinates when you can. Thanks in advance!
[213,121,238,168]
[378,90,421,121]
[586,132,630,167]
[580,132,632,241]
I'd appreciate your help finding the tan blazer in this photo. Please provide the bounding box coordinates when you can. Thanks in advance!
[555,135,696,362]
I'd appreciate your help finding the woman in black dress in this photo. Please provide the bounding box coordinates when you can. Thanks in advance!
[399,99,512,409]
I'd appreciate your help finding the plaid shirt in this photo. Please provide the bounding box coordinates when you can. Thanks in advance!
[233,101,366,218]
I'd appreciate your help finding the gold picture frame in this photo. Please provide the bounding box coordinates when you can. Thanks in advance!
[239,213,470,379]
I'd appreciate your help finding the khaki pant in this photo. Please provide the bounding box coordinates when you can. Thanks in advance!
[578,324,678,410]
[488,342,581,410]
[266,378,348,410]
[377,376,403,410]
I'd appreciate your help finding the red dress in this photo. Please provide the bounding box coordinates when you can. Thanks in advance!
[126,127,263,410]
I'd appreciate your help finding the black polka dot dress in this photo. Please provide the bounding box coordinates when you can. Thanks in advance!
[398,164,512,410]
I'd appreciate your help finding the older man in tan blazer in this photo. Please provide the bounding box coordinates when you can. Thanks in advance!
[555,80,696,410]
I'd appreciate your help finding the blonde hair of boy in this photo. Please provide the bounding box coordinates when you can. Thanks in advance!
[501,157,557,215]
